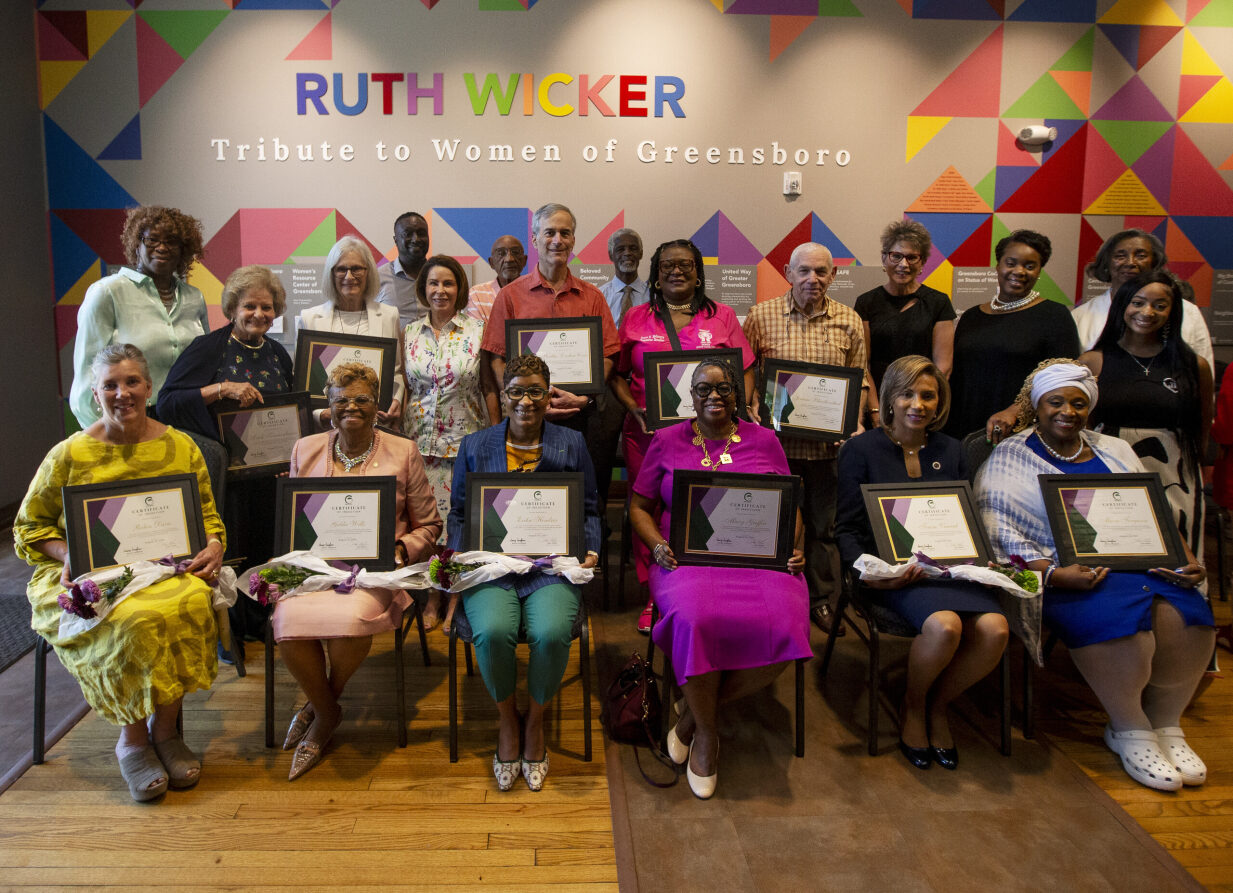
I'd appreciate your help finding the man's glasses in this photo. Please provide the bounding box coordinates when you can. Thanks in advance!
[691,382,734,398]
[504,386,549,401]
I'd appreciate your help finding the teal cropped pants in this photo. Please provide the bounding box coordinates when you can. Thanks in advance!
[463,582,580,704]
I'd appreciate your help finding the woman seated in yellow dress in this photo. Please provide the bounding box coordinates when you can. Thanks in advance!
[15,344,226,801]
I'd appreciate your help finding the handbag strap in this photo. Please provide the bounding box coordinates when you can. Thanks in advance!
[656,303,684,351]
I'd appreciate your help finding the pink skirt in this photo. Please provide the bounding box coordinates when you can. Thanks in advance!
[272,587,411,641]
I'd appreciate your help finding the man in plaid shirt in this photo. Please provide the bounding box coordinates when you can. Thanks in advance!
[744,242,869,637]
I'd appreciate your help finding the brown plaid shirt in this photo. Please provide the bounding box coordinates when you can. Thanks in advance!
[743,291,868,460]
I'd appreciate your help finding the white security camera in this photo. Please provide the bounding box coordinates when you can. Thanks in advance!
[1018,125,1058,147]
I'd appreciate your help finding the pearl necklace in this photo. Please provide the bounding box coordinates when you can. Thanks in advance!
[692,420,741,467]
[990,288,1039,312]
[334,434,375,472]
[889,431,927,456]
[1038,431,1083,463]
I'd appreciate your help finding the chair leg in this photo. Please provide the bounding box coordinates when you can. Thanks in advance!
[448,630,459,763]
[33,638,48,765]
[645,600,657,671]
[579,622,592,762]
[1022,644,1035,740]
[867,625,880,757]
[659,653,675,743]
[1218,509,1228,602]
[794,657,805,758]
[617,499,631,609]
[415,599,431,667]
[264,619,275,749]
[395,627,407,748]
[464,640,474,677]
[818,587,850,677]
[999,647,1012,757]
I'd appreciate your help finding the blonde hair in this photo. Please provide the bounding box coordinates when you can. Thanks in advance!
[324,361,379,400]
[221,265,286,319]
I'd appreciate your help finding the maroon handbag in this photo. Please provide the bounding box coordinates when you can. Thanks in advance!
[604,652,679,787]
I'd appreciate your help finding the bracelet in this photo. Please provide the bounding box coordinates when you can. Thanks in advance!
[652,542,668,559]
[1042,564,1057,588]
[216,382,223,401]
[869,408,880,416]
[585,550,599,559]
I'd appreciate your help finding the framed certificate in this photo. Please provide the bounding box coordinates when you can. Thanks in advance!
[63,474,206,574]
[506,316,604,395]
[273,476,398,571]
[1038,473,1186,571]
[762,359,862,442]
[669,471,799,569]
[643,348,746,431]
[292,331,397,409]
[861,481,991,566]
[215,391,312,479]
[465,472,585,559]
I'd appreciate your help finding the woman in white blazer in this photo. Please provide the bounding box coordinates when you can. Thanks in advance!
[298,235,406,426]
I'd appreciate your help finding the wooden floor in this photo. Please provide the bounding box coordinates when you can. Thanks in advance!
[0,621,617,891]
[1031,585,1233,893]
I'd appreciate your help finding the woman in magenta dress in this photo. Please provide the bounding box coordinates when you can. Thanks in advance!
[612,239,756,631]
[629,356,809,799]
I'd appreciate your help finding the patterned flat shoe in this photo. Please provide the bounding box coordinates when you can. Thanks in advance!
[283,704,314,751]
[493,753,522,792]
[521,752,549,792]
[288,740,324,781]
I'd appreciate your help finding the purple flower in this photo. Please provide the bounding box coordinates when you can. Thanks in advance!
[79,579,102,603]
[57,592,73,612]
[1007,554,1029,571]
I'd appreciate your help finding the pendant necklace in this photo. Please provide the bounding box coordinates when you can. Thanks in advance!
[692,420,740,466]
[335,434,376,472]
[1124,346,1178,393]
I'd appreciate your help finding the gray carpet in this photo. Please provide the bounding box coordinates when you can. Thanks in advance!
[0,592,36,673]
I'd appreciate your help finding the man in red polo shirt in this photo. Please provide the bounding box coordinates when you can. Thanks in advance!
[481,202,620,426]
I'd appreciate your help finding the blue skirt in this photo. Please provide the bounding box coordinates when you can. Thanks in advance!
[873,580,1005,633]
[1044,572,1214,648]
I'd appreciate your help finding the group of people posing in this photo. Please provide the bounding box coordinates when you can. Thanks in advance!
[15,203,1220,802]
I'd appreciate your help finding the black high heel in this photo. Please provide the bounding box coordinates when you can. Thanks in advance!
[898,739,932,770]
[932,745,958,771]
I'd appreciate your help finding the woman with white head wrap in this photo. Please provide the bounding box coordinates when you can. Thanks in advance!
[975,358,1214,792]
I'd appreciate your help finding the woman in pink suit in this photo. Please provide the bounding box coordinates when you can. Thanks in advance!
[274,362,441,780]
[611,239,756,632]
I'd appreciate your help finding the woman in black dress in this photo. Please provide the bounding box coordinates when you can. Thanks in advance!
[945,230,1080,442]
[855,220,955,426]
[836,355,1009,771]
[1079,271,1212,557]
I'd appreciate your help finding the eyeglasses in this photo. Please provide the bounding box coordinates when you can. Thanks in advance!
[330,395,375,409]
[504,385,548,401]
[884,251,922,266]
[691,382,734,398]
[333,265,367,279]
[142,235,181,251]
[1111,249,1152,263]
[658,259,696,274]
[492,247,525,258]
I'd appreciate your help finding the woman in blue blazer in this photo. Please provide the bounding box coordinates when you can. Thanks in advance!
[448,354,601,793]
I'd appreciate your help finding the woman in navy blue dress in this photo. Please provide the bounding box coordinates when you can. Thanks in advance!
[836,356,1008,770]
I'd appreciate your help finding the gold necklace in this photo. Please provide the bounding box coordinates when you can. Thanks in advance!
[692,420,740,467]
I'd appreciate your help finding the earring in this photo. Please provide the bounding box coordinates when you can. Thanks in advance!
[1162,323,1171,343]
[885,407,893,419]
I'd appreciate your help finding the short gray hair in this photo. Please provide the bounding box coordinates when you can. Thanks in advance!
[531,203,576,237]
[90,343,151,388]
[322,235,379,304]
[607,227,641,256]
[222,265,287,319]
